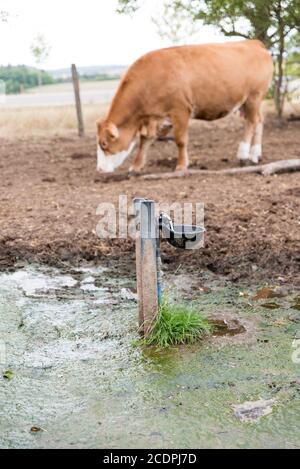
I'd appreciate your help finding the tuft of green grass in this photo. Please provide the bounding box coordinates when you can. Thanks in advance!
[141,301,211,348]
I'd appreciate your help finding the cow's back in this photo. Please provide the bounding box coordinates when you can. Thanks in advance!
[109,40,273,121]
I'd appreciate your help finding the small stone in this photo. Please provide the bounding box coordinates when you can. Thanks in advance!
[120,288,138,301]
[232,399,276,422]
[198,286,212,294]
[42,177,56,183]
[261,302,281,310]
[59,249,72,261]
[81,276,95,284]
[30,426,42,433]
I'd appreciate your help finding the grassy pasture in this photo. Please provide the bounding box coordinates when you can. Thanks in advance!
[1,100,299,140]
[0,103,109,139]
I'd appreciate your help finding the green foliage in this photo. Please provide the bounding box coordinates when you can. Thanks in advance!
[141,300,211,348]
[116,0,140,15]
[194,0,300,48]
[30,34,51,66]
[118,0,300,47]
[80,73,120,82]
[286,52,300,77]
[0,65,54,94]
[0,10,9,22]
[287,32,300,77]
[152,1,199,44]
[3,370,13,380]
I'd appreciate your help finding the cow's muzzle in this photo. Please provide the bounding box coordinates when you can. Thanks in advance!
[97,142,136,173]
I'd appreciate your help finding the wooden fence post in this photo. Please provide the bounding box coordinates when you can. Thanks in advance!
[134,198,145,332]
[134,199,159,337]
[71,64,85,137]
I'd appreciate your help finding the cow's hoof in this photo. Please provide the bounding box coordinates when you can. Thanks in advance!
[128,171,139,177]
[247,159,261,166]
[129,165,142,173]
[239,159,250,167]
[128,168,142,176]
[250,158,261,165]
[239,158,261,167]
[175,166,189,174]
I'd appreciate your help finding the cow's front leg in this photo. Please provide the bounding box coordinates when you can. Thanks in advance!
[129,136,154,172]
[172,110,190,172]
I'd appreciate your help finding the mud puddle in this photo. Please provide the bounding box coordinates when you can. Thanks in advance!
[211,319,246,336]
[0,265,299,448]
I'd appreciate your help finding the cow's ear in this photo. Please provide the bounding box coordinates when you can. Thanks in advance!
[107,122,119,141]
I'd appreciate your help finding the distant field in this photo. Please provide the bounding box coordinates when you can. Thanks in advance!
[26,79,121,94]
[0,95,299,140]
[0,79,120,109]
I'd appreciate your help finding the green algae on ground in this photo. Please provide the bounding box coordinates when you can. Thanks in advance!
[2,370,14,381]
[291,295,300,311]
[0,265,299,449]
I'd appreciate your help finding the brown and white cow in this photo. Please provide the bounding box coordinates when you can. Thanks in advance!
[96,40,273,173]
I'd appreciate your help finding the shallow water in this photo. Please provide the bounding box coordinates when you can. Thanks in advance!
[0,264,299,448]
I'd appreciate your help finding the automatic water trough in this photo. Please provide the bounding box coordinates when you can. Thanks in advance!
[134,198,205,337]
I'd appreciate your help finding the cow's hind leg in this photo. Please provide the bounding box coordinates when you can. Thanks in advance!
[249,107,264,164]
[237,96,262,165]
[172,110,190,171]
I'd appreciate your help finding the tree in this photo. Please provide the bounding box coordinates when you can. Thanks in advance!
[30,34,51,86]
[117,0,140,15]
[152,1,199,44]
[117,0,300,119]
[0,10,9,22]
[118,0,199,44]
[0,65,54,94]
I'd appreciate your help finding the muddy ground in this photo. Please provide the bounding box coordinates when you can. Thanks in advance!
[0,114,299,283]
[1,264,300,448]
[1,113,300,449]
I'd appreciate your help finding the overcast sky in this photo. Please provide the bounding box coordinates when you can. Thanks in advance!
[0,0,229,69]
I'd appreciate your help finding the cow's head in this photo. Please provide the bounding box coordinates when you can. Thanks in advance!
[96,119,136,173]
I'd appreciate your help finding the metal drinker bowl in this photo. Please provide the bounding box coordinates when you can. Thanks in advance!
[159,214,205,250]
